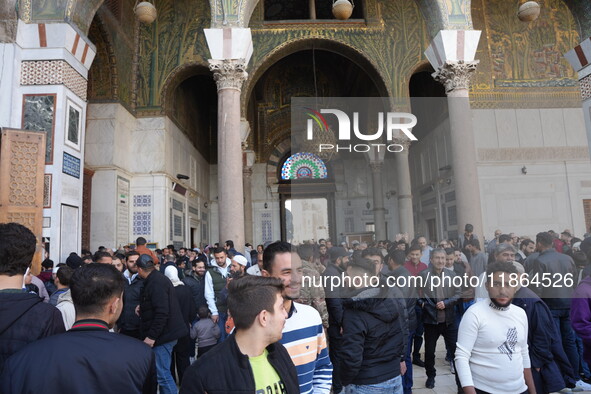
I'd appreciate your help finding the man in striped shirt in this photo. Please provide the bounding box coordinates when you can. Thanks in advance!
[263,241,333,394]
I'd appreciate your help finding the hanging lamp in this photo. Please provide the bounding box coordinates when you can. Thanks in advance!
[135,0,157,24]
[332,0,354,20]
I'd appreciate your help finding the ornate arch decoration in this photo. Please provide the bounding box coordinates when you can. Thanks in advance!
[266,138,290,186]
[87,10,118,100]
[160,61,212,114]
[242,37,393,115]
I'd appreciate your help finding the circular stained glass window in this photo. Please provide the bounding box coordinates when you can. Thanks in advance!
[280,152,328,180]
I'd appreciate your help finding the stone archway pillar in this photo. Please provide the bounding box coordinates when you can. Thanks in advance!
[206,28,252,248]
[393,139,414,237]
[365,147,387,241]
[565,37,591,160]
[426,30,484,241]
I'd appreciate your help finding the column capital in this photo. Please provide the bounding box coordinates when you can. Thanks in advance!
[209,59,248,91]
[432,60,479,94]
[392,137,412,152]
[369,161,383,173]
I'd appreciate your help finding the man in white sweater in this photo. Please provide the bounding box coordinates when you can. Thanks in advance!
[455,261,536,394]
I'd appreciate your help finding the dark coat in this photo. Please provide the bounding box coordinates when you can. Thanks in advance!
[173,284,197,326]
[182,273,207,310]
[1,319,156,394]
[385,266,417,332]
[340,285,408,386]
[572,276,591,367]
[180,333,299,394]
[513,287,576,392]
[529,248,576,310]
[118,273,144,332]
[139,270,188,345]
[418,268,461,325]
[0,291,65,373]
[322,263,345,339]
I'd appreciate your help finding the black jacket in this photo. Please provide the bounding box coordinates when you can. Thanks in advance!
[322,263,345,338]
[182,273,207,309]
[118,273,144,332]
[1,319,156,394]
[418,268,461,325]
[529,248,576,310]
[140,270,188,345]
[513,287,577,392]
[340,285,408,386]
[173,284,197,327]
[180,333,299,394]
[385,266,418,332]
[0,291,65,373]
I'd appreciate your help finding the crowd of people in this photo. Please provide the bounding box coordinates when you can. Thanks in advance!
[2,221,591,393]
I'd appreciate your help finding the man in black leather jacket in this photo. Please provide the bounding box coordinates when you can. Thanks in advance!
[418,248,461,389]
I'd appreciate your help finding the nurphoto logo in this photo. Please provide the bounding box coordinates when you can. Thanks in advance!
[304,108,418,153]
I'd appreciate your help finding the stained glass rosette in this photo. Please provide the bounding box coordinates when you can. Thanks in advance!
[281,152,328,180]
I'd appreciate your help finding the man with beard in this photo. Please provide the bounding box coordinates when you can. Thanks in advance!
[516,239,535,265]
[182,260,207,310]
[455,261,535,394]
[262,242,333,394]
[117,251,143,339]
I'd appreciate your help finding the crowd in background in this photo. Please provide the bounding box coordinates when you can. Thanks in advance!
[3,221,591,393]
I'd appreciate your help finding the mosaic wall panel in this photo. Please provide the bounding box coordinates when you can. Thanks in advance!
[62,152,81,178]
[66,104,81,147]
[133,211,151,236]
[43,174,52,208]
[133,194,152,207]
[580,74,591,101]
[22,94,55,163]
[21,60,87,100]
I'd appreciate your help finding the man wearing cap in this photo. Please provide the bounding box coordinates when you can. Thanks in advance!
[230,255,248,278]
[136,254,188,394]
[321,246,350,393]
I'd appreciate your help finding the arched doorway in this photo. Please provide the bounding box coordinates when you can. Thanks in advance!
[247,46,390,243]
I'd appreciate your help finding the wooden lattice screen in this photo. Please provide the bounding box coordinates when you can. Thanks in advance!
[0,128,46,274]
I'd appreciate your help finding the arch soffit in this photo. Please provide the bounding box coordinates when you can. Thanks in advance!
[160,61,212,113]
[242,37,393,115]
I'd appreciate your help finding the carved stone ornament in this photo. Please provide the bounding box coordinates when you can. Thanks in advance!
[209,59,248,91]
[391,137,412,151]
[432,60,479,94]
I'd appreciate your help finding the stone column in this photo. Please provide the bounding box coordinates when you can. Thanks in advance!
[366,147,387,241]
[426,30,484,240]
[433,61,484,240]
[369,161,387,241]
[565,37,591,160]
[393,138,414,237]
[210,59,247,248]
[243,150,255,244]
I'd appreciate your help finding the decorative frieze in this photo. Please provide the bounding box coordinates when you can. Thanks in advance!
[21,60,88,100]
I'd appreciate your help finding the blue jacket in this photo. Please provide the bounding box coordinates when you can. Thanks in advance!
[0,290,65,374]
[1,319,156,393]
[513,287,576,392]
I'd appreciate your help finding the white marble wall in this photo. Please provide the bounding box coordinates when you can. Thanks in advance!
[409,106,591,242]
[86,103,210,251]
